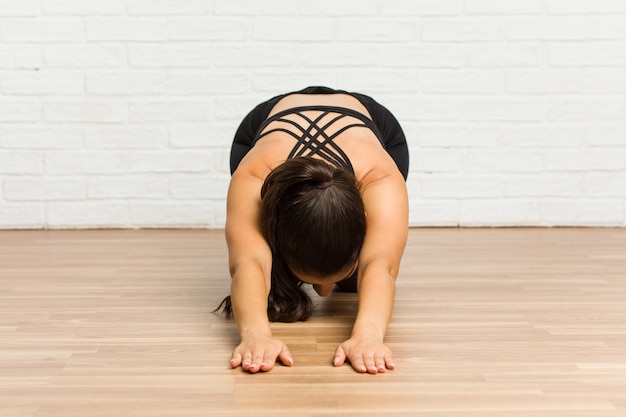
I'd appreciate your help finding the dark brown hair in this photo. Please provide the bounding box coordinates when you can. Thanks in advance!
[216,157,366,322]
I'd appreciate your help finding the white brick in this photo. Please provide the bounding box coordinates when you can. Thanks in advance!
[45,45,126,68]
[503,175,582,197]
[2,71,84,95]
[419,174,502,198]
[462,150,544,173]
[295,45,380,67]
[547,0,624,15]
[413,149,464,172]
[583,70,626,93]
[0,100,41,122]
[130,151,212,173]
[130,44,212,68]
[421,70,505,94]
[0,127,83,149]
[43,0,124,15]
[0,204,44,228]
[544,151,624,172]
[213,97,269,121]
[44,100,127,123]
[336,71,418,93]
[300,0,378,16]
[168,18,247,41]
[585,175,626,197]
[0,151,43,174]
[214,45,296,68]
[86,71,167,95]
[461,200,542,226]
[422,18,502,42]
[88,176,169,199]
[408,199,460,227]
[462,100,542,122]
[171,174,229,200]
[215,150,230,175]
[382,45,460,68]
[585,17,626,40]
[383,99,459,121]
[546,100,626,122]
[253,18,335,42]
[130,100,211,123]
[337,19,416,42]
[213,0,298,16]
[45,151,128,174]
[0,0,39,16]
[587,124,626,147]
[127,0,210,15]
[0,2,624,230]
[542,200,623,226]
[382,0,461,16]
[130,202,211,227]
[418,125,500,147]
[4,177,85,201]
[168,72,250,95]
[86,18,167,41]
[1,18,84,42]
[466,0,544,15]
[0,46,41,69]
[85,127,168,149]
[507,70,583,94]
[501,126,584,148]
[251,72,338,93]
[548,42,626,67]
[169,123,237,148]
[464,44,544,67]
[47,202,129,228]
[505,17,585,41]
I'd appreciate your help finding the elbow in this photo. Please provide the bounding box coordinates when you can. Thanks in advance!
[361,258,400,282]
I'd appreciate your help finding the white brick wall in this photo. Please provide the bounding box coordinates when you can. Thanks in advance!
[1,0,625,229]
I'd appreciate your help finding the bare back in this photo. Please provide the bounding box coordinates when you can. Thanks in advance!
[235,93,402,188]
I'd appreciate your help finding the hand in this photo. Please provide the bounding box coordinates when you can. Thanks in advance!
[333,336,395,374]
[230,333,293,373]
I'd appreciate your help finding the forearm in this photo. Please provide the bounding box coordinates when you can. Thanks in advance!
[351,260,396,340]
[230,261,272,339]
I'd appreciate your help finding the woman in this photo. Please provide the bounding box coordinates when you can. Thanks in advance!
[218,86,409,374]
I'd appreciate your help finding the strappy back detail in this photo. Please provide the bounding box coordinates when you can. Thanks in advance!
[252,105,383,173]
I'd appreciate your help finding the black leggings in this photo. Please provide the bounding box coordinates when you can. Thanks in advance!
[229,86,409,180]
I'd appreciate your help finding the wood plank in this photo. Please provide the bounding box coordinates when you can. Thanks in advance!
[0,228,625,417]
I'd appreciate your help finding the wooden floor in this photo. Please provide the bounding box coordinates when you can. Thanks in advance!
[1,228,625,417]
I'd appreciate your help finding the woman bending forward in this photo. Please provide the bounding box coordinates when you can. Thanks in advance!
[218,86,409,374]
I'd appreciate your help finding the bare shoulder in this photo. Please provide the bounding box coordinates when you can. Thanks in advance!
[225,169,268,255]
[358,164,408,273]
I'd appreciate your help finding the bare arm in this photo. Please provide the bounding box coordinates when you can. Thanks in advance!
[334,169,408,373]
[225,171,293,372]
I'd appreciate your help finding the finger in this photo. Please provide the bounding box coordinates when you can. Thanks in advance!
[333,346,346,367]
[384,354,395,370]
[260,351,277,372]
[348,354,367,373]
[230,352,243,368]
[247,351,265,373]
[241,352,253,371]
[278,346,294,367]
[363,355,378,374]
[374,353,386,373]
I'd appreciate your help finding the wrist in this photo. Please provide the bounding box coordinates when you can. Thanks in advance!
[351,321,385,341]
[239,323,272,340]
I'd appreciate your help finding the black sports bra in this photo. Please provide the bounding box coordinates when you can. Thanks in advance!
[252,105,383,173]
